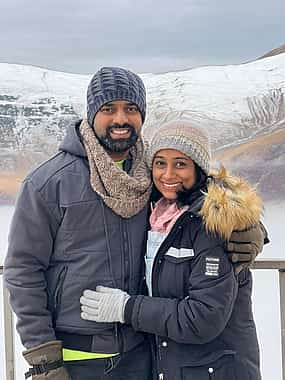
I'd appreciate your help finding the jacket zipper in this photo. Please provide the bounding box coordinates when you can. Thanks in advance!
[114,323,124,353]
[151,213,192,380]
[122,222,129,291]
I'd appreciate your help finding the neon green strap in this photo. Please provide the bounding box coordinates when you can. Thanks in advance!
[63,348,119,361]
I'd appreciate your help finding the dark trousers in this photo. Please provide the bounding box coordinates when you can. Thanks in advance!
[64,340,153,380]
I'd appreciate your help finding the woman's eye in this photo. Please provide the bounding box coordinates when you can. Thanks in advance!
[154,160,165,167]
[176,162,186,168]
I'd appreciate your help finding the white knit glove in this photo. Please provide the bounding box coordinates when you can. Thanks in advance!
[80,286,130,323]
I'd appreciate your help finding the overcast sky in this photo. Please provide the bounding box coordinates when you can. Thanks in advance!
[0,0,284,75]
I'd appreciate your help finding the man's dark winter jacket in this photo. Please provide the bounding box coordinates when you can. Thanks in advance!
[4,124,149,353]
[124,169,262,379]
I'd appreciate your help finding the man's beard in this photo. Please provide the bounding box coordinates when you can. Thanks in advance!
[95,123,139,153]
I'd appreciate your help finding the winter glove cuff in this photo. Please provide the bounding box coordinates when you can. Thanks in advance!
[124,296,137,325]
[23,340,71,379]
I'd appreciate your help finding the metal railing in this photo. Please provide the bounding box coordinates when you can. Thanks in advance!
[1,259,285,380]
[0,265,15,380]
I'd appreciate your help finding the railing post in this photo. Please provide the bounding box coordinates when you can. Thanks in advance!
[279,270,285,380]
[3,280,15,380]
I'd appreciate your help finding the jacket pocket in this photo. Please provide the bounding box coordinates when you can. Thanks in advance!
[54,266,68,318]
[165,247,194,259]
[54,270,116,332]
[181,354,250,380]
[159,254,193,298]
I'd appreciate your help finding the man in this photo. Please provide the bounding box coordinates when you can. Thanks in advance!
[4,67,266,380]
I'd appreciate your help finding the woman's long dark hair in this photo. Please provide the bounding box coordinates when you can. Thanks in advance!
[150,162,208,208]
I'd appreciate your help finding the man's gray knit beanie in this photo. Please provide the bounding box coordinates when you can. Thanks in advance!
[87,67,146,126]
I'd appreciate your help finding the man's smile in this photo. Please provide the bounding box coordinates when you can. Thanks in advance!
[109,127,131,138]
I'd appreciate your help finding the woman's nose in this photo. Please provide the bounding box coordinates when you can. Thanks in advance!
[162,166,176,179]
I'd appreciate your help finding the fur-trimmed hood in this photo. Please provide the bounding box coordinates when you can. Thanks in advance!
[197,167,263,241]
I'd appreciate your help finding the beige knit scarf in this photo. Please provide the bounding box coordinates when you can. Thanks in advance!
[79,120,152,218]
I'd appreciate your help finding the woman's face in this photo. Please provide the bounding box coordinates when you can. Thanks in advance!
[152,149,196,200]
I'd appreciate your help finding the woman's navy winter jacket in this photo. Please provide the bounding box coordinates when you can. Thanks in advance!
[125,170,262,380]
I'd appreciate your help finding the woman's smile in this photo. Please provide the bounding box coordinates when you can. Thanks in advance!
[152,149,196,200]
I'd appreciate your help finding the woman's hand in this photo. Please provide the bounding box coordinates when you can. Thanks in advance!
[80,286,130,323]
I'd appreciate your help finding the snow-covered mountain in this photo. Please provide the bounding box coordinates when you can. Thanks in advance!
[144,54,285,148]
[0,64,88,158]
[0,53,285,202]
[259,44,285,59]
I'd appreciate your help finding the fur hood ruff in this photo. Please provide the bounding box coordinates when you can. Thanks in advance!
[199,167,263,241]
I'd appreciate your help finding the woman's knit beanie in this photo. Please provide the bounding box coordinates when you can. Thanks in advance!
[146,117,211,174]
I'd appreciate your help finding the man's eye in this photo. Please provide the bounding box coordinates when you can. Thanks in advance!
[101,107,113,113]
[127,106,139,113]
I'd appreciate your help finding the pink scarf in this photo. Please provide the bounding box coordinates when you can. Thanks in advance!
[150,198,188,233]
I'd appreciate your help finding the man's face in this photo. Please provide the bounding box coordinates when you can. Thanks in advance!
[93,100,143,154]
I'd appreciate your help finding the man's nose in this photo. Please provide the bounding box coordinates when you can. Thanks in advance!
[112,109,129,125]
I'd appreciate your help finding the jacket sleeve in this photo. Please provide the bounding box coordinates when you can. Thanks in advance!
[127,225,238,344]
[4,178,60,348]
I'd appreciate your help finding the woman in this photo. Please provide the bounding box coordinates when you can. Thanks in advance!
[81,118,262,379]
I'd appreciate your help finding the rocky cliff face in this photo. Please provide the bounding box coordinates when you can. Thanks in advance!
[214,128,285,203]
[0,94,78,170]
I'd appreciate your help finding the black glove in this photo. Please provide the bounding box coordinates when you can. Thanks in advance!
[227,222,269,273]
